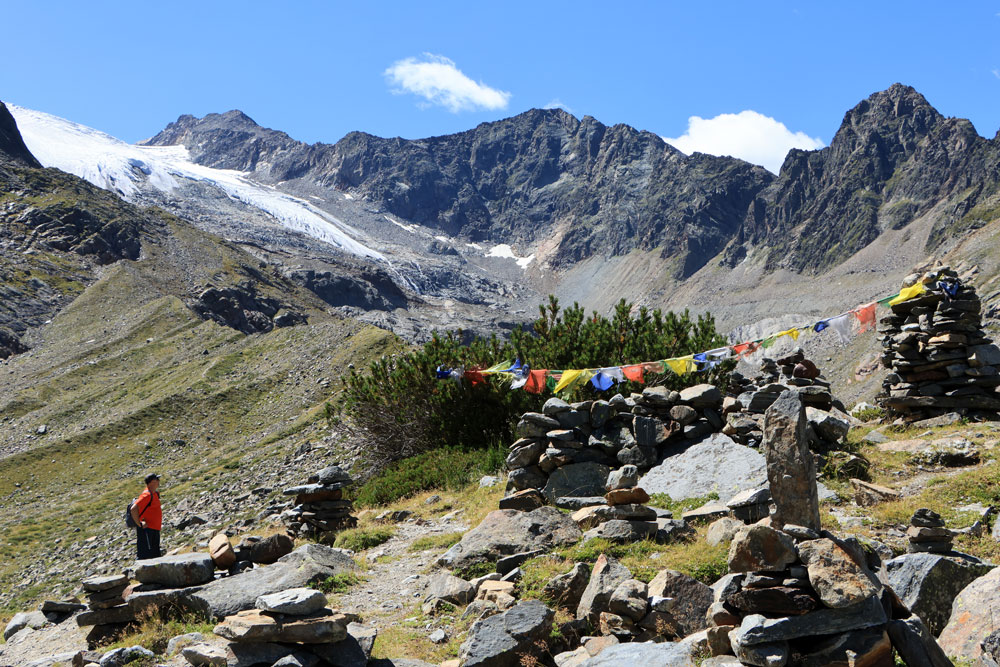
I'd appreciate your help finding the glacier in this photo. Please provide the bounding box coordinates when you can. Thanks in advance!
[8,105,384,261]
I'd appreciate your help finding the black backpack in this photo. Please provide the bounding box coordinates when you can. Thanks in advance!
[125,496,152,529]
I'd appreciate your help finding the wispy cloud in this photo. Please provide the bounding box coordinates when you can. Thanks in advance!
[993,68,1000,80]
[543,99,574,113]
[663,110,825,174]
[384,54,511,113]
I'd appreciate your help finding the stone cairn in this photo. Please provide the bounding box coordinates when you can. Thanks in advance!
[77,574,135,645]
[879,264,1000,420]
[203,587,365,667]
[281,464,357,538]
[703,390,953,666]
[907,508,954,554]
[725,348,847,451]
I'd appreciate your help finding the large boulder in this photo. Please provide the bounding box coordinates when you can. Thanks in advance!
[729,595,886,645]
[255,588,328,615]
[192,544,357,619]
[425,573,475,606]
[543,462,611,503]
[886,553,994,636]
[4,610,47,640]
[762,391,821,532]
[638,433,767,501]
[937,566,1000,660]
[458,600,554,667]
[577,554,631,625]
[439,507,582,572]
[647,569,712,636]
[134,553,215,587]
[797,538,881,609]
[249,533,295,564]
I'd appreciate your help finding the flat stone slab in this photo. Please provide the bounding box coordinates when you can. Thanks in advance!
[213,608,346,644]
[575,641,695,666]
[81,574,129,593]
[135,553,215,587]
[639,433,767,501]
[255,587,328,615]
[192,544,357,619]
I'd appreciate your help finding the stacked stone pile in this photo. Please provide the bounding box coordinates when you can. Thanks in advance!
[906,508,955,554]
[506,385,725,498]
[724,348,850,451]
[696,390,954,666]
[879,265,1000,419]
[281,464,357,538]
[567,465,693,545]
[75,574,136,645]
[186,587,375,667]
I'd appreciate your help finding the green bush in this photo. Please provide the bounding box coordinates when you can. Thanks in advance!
[354,445,506,507]
[345,297,730,474]
[332,526,395,551]
[311,572,365,593]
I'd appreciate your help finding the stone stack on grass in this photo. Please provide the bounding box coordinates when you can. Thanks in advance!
[200,587,372,667]
[879,265,1000,420]
[906,508,954,554]
[76,574,136,646]
[281,464,357,538]
[566,465,692,545]
[700,390,953,666]
[505,385,724,499]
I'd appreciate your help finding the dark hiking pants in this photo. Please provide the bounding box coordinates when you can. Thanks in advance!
[136,527,160,560]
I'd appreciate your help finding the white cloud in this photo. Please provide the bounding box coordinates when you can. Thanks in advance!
[543,99,574,113]
[993,68,1000,80]
[384,54,511,113]
[663,110,825,174]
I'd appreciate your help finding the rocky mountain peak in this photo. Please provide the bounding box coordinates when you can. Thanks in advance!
[0,101,41,168]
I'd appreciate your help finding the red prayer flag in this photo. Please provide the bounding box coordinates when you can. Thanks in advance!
[622,365,644,383]
[524,370,548,394]
[854,303,876,333]
[465,370,485,386]
[733,342,760,358]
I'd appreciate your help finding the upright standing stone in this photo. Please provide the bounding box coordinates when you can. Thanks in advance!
[763,391,820,532]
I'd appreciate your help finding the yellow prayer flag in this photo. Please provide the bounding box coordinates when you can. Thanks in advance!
[553,369,591,394]
[888,282,927,306]
[665,356,695,376]
[776,328,801,341]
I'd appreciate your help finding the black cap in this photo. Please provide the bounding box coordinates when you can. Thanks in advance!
[144,473,160,484]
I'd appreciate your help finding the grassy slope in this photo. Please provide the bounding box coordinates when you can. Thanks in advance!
[0,209,401,611]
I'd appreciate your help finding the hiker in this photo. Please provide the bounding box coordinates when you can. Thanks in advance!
[131,473,162,560]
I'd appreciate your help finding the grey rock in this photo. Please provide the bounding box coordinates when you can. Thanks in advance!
[429,628,447,643]
[439,507,582,571]
[543,462,611,503]
[554,496,606,510]
[192,544,357,619]
[507,465,546,491]
[679,384,722,408]
[608,579,647,622]
[459,599,554,667]
[506,440,545,469]
[316,465,352,485]
[255,587,328,615]
[886,552,994,635]
[797,538,881,609]
[729,631,789,667]
[582,519,657,544]
[887,615,953,667]
[99,646,156,667]
[272,651,321,667]
[134,553,215,587]
[543,563,590,609]
[309,622,378,667]
[249,533,295,564]
[577,554,632,625]
[638,433,767,501]
[605,465,639,491]
[763,391,821,532]
[670,404,698,426]
[40,599,86,614]
[543,398,572,415]
[4,610,47,640]
[616,444,658,468]
[647,569,712,636]
[728,525,798,573]
[180,643,228,666]
[574,641,695,666]
[805,406,850,442]
[227,642,297,667]
[81,574,129,593]
[590,401,612,428]
[426,573,475,606]
[731,595,886,645]
[497,550,544,576]
[165,631,203,656]
[706,517,744,546]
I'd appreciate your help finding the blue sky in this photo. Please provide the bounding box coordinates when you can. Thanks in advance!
[3,2,999,172]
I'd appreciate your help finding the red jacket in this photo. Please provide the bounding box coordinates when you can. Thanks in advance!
[135,489,162,531]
